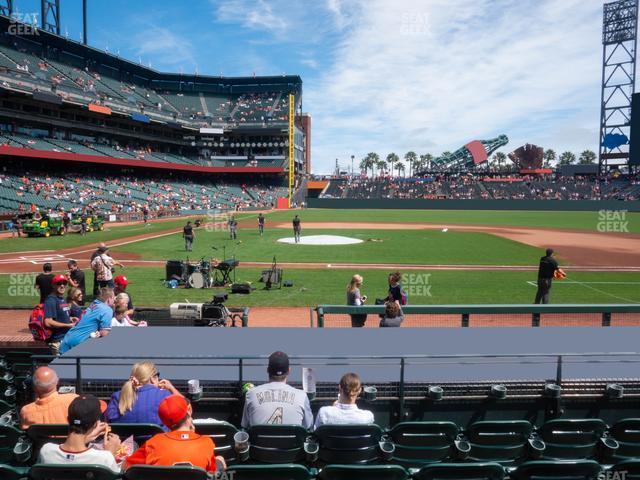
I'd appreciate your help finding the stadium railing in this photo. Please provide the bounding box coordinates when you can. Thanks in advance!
[312,304,640,328]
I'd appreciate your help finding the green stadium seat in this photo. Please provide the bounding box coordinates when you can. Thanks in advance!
[466,420,534,465]
[538,419,607,460]
[227,463,312,480]
[387,421,458,467]
[107,423,164,445]
[29,463,120,480]
[194,421,238,464]
[610,459,640,479]
[510,460,602,480]
[0,425,23,463]
[317,464,408,480]
[0,464,29,480]
[609,418,640,461]
[0,399,15,416]
[412,462,505,480]
[246,425,307,464]
[314,424,385,465]
[124,465,209,480]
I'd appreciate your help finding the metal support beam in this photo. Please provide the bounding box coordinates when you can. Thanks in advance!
[599,0,638,173]
[82,0,87,44]
[41,0,60,35]
[0,0,13,16]
[288,93,295,207]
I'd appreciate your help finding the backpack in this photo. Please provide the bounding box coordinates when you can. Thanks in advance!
[400,288,408,305]
[29,304,52,342]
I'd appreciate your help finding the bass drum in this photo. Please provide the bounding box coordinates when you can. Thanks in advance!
[188,272,206,289]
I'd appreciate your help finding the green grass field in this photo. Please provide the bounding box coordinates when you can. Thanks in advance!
[1,268,639,307]
[1,208,637,307]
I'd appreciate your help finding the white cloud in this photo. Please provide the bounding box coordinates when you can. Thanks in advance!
[306,0,605,173]
[216,0,287,34]
[132,25,197,71]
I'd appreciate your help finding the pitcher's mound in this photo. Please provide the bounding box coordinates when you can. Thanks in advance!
[278,235,363,245]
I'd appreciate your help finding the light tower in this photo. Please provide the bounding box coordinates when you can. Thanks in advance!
[599,0,638,173]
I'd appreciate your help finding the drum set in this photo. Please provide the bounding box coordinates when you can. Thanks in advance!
[165,257,239,289]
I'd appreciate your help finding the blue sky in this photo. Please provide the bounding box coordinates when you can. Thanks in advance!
[13,0,608,173]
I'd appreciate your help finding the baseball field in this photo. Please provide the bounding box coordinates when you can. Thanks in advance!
[0,208,638,309]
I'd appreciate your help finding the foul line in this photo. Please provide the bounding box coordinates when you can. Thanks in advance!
[526,279,640,304]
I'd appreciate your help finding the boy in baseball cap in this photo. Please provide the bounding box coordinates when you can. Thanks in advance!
[125,395,225,473]
[38,395,121,472]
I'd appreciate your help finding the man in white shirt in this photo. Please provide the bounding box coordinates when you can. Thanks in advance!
[241,351,313,429]
[314,372,374,429]
[38,395,122,472]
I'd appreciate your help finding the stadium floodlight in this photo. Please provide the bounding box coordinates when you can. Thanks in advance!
[268,142,273,147]
[257,142,262,147]
[230,143,235,147]
[213,142,218,147]
[240,142,245,147]
[251,142,256,147]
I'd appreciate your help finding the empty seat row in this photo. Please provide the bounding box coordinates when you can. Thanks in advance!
[2,460,640,480]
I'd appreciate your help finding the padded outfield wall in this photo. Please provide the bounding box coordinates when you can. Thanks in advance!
[307,198,640,211]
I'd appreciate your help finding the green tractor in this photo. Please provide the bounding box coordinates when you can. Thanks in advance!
[21,214,65,237]
[69,214,105,233]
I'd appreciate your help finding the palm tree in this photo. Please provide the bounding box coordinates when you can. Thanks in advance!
[369,152,380,177]
[404,151,417,177]
[419,153,433,172]
[377,158,388,176]
[358,158,368,176]
[578,149,597,165]
[543,149,556,168]
[558,151,576,166]
[386,153,399,177]
[493,152,507,170]
[396,161,405,177]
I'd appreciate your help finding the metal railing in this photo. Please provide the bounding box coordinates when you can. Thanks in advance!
[313,304,640,328]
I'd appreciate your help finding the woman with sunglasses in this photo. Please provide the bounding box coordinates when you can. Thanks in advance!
[105,361,182,429]
[66,287,84,323]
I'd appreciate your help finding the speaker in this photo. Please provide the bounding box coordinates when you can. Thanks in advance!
[231,283,252,294]
[165,260,184,282]
[261,269,282,283]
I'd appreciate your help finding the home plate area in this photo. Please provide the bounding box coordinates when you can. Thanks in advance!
[277,235,364,245]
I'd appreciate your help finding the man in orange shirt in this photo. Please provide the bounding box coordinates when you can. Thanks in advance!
[124,394,225,473]
[21,367,78,429]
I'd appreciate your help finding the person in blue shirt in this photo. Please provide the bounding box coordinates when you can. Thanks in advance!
[105,361,183,430]
[43,275,76,356]
[59,287,114,355]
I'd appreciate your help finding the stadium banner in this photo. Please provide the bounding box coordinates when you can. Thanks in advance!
[131,112,150,123]
[88,103,112,115]
[199,127,224,135]
[307,198,640,212]
[32,91,63,105]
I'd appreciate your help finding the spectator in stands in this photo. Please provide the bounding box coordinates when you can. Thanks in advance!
[44,275,77,356]
[67,259,85,302]
[106,362,180,428]
[241,351,313,428]
[66,287,84,322]
[380,301,404,327]
[38,395,121,472]
[20,366,78,429]
[91,245,124,289]
[314,373,374,428]
[59,287,115,355]
[124,394,224,473]
[114,276,134,317]
[347,274,368,328]
[35,262,55,303]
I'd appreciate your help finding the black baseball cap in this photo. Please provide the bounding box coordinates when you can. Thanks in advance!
[268,351,290,376]
[68,395,104,428]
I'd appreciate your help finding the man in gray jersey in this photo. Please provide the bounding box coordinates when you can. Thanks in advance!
[241,351,313,429]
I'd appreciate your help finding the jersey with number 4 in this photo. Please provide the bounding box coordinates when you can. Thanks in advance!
[241,381,313,429]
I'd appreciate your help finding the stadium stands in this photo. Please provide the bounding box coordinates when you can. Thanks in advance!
[321,175,640,201]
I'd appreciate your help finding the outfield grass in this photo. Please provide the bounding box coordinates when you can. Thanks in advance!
[113,227,546,266]
[261,209,640,233]
[2,268,639,307]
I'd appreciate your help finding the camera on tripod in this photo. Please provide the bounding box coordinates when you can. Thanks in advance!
[169,293,234,327]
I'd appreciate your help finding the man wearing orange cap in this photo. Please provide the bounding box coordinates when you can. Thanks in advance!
[43,275,76,356]
[124,394,225,473]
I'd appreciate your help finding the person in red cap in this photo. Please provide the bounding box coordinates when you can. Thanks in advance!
[44,274,77,356]
[124,394,225,473]
[114,275,134,318]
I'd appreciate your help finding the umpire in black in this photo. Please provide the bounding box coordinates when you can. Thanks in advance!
[534,248,560,304]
